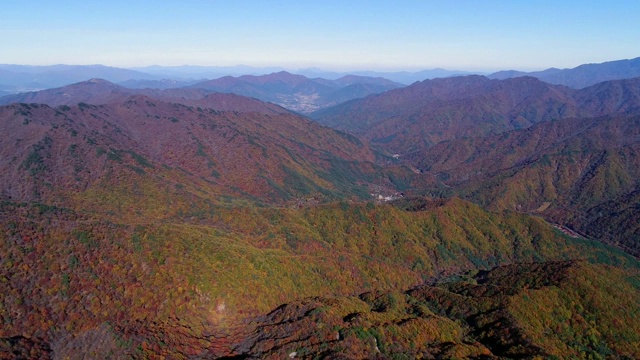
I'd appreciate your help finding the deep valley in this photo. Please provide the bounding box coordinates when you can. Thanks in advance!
[1,57,640,359]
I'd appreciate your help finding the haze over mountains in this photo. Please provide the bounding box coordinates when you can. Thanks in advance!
[2,56,639,92]
[0,72,402,114]
[489,57,640,88]
[0,64,469,93]
[2,57,640,358]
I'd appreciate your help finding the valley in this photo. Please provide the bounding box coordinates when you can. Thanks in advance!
[1,57,640,359]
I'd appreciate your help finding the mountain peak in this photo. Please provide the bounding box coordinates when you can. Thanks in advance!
[86,78,111,83]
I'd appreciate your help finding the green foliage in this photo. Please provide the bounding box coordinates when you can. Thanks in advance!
[127,150,153,168]
[126,165,146,175]
[283,166,317,195]
[20,138,52,176]
[1,194,638,358]
[73,229,98,249]
[106,148,123,163]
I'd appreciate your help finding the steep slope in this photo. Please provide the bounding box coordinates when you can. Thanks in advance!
[489,56,640,88]
[408,114,640,255]
[232,260,640,359]
[575,77,640,114]
[1,197,637,358]
[312,76,640,155]
[0,97,394,212]
[312,76,579,153]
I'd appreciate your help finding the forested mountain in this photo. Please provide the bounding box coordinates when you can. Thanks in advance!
[1,63,640,358]
[0,96,396,208]
[312,76,640,155]
[407,114,640,256]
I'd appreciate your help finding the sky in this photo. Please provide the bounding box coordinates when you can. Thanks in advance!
[2,0,640,72]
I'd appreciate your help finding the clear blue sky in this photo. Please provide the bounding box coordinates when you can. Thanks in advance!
[2,0,639,71]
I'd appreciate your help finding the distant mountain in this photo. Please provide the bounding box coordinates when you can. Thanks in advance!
[295,67,480,84]
[129,64,286,79]
[117,78,203,89]
[1,72,403,114]
[489,57,640,88]
[0,78,297,115]
[188,71,403,113]
[312,76,640,155]
[131,65,479,84]
[0,64,159,91]
[0,78,136,106]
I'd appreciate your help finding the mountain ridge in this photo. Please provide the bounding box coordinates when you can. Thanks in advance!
[2,57,640,359]
[312,75,640,155]
[489,56,640,88]
[187,71,403,113]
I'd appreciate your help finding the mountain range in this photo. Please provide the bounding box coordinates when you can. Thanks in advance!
[489,56,640,88]
[0,73,403,114]
[1,57,640,358]
[185,71,402,113]
[0,64,160,92]
[0,64,471,93]
[311,74,640,258]
[312,76,640,154]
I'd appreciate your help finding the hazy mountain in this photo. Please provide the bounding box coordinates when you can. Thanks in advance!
[295,67,480,84]
[489,56,640,88]
[129,64,286,79]
[0,64,159,91]
[128,65,479,84]
[1,72,403,113]
[0,78,292,115]
[117,78,203,89]
[188,71,403,113]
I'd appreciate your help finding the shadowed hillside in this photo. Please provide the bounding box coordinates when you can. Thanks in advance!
[0,97,402,210]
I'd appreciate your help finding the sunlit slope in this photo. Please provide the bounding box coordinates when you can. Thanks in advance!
[1,199,637,357]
